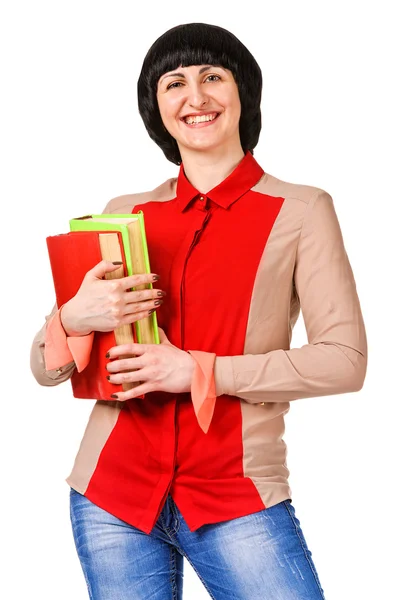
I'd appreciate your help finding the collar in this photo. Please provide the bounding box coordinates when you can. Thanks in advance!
[175,151,264,211]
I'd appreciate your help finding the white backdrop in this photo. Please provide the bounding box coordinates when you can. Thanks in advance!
[1,1,397,598]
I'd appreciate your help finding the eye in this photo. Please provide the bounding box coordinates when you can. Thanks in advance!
[204,74,221,83]
[166,81,184,90]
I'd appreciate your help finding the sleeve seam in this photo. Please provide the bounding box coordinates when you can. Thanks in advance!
[293,189,328,279]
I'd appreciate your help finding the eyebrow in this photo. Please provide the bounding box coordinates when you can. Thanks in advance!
[159,65,215,84]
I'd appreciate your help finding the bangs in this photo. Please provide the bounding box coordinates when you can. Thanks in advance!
[146,25,239,88]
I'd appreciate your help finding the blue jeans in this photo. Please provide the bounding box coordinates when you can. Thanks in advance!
[70,489,325,599]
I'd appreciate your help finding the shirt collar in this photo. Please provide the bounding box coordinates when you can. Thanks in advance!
[175,151,264,211]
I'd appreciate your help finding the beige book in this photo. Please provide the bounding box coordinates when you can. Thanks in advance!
[99,232,138,392]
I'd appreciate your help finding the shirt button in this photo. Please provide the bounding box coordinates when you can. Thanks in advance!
[199,195,205,201]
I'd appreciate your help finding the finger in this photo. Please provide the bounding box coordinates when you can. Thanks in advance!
[122,298,163,317]
[110,381,155,402]
[107,366,153,385]
[119,307,160,326]
[120,273,161,291]
[125,288,166,303]
[106,356,146,373]
[89,260,125,280]
[106,343,152,358]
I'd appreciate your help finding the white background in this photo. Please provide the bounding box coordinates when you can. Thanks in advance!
[1,1,397,598]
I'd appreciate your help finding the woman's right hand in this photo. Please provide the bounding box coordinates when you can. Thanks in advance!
[60,260,164,336]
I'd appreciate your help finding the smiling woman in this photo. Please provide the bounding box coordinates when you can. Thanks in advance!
[156,65,242,159]
[30,21,366,600]
[137,23,262,167]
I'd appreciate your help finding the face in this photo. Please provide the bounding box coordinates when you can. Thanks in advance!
[156,64,242,156]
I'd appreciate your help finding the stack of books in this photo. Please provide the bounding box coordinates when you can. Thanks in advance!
[46,212,159,400]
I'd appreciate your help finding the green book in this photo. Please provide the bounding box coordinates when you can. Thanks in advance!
[69,211,159,344]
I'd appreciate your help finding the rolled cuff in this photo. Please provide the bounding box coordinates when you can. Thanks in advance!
[44,308,94,373]
[188,350,217,434]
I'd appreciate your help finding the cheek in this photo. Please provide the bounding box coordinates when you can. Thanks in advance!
[231,90,242,118]
[226,98,241,124]
[158,96,181,125]
[232,99,241,119]
[219,88,241,121]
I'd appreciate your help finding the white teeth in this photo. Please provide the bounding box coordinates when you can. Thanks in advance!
[184,114,217,125]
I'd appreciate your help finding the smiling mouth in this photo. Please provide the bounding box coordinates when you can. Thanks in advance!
[182,112,220,126]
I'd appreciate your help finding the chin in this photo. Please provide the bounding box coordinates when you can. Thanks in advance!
[181,136,227,153]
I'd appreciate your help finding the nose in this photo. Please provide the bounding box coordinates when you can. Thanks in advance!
[187,82,209,109]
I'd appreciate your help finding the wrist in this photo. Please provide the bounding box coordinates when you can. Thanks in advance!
[186,352,196,387]
[60,302,91,337]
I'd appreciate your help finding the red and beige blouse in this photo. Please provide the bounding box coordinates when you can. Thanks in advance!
[30,151,367,533]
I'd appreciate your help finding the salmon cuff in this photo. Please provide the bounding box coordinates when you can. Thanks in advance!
[44,308,94,373]
[187,350,217,434]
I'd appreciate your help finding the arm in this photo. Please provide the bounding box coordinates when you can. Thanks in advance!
[214,192,367,403]
[30,305,77,386]
[29,193,145,387]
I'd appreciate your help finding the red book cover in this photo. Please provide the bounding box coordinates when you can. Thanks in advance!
[46,230,131,400]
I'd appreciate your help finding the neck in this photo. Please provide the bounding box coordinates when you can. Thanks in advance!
[179,142,246,194]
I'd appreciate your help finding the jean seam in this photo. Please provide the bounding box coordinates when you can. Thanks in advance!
[282,501,326,599]
[169,546,178,600]
[170,498,181,534]
[159,511,213,599]
[170,540,216,600]
[159,512,178,541]
[159,499,180,538]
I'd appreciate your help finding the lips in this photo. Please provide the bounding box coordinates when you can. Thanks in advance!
[181,112,220,126]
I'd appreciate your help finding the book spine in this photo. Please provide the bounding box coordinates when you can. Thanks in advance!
[136,211,160,344]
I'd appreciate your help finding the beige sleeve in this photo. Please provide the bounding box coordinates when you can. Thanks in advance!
[30,304,76,386]
[214,192,368,403]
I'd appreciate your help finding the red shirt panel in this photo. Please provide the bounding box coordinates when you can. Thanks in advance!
[86,152,285,532]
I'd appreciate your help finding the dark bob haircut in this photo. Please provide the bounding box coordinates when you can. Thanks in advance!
[137,23,263,165]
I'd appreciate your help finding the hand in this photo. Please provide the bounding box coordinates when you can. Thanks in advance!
[105,328,196,401]
[60,260,165,336]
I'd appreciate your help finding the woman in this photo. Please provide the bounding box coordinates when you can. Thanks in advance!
[30,22,367,599]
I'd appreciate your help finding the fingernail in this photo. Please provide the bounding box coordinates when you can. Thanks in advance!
[154,300,163,306]
[110,394,119,399]
[112,261,123,265]
[152,274,160,281]
[157,291,167,297]
[106,375,110,380]
[148,308,156,315]
[105,352,110,358]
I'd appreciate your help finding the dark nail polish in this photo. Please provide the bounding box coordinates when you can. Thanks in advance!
[105,352,110,358]
[148,308,156,315]
[110,394,119,399]
[157,291,167,297]
[112,261,123,265]
[106,375,110,380]
[154,300,163,306]
[152,274,160,281]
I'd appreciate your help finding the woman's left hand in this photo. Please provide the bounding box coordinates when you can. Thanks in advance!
[105,328,196,401]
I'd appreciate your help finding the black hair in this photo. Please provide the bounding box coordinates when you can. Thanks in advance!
[137,23,262,165]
